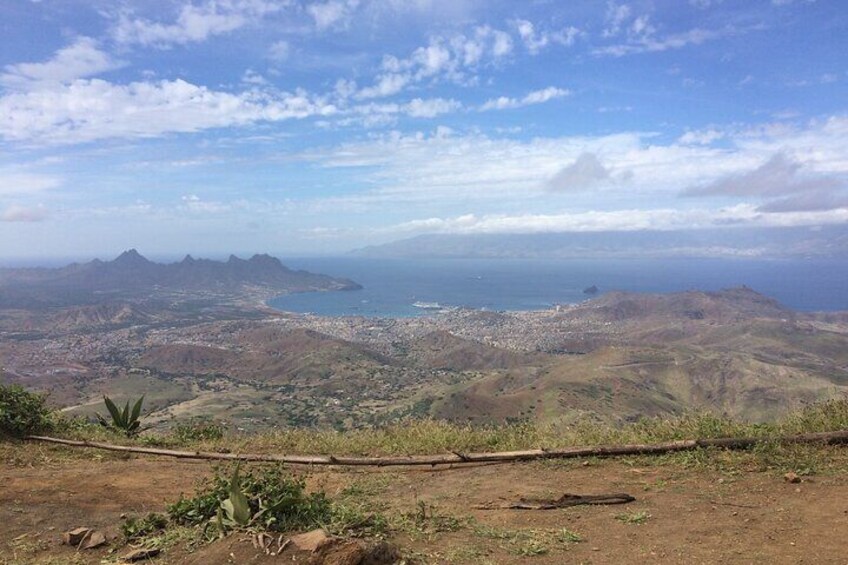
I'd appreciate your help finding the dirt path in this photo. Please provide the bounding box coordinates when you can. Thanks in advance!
[2,449,848,564]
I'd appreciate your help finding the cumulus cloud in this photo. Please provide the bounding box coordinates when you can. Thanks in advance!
[595,3,729,57]
[0,204,48,222]
[0,37,125,90]
[355,25,515,100]
[480,86,570,111]
[545,153,612,192]
[514,19,580,54]
[678,128,725,145]
[307,0,360,31]
[405,97,462,118]
[112,0,282,47]
[603,2,632,37]
[0,78,337,144]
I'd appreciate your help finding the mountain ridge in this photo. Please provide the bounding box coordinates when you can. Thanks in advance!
[0,250,361,308]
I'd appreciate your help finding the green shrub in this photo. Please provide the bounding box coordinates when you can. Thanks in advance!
[96,395,145,437]
[0,384,53,438]
[122,513,168,542]
[171,419,226,443]
[168,464,333,533]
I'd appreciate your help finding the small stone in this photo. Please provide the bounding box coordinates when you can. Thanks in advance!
[289,529,330,552]
[82,531,107,550]
[63,527,92,546]
[784,472,801,484]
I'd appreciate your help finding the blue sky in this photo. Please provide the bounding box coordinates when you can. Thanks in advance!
[1,0,846,261]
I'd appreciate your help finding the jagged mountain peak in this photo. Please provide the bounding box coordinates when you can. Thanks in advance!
[112,249,150,265]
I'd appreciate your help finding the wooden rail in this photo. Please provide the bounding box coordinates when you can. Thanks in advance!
[23,429,848,467]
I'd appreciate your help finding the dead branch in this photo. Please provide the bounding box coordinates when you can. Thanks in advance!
[21,429,848,467]
[475,492,636,510]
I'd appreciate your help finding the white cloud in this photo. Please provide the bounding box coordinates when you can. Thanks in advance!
[514,19,581,54]
[268,40,290,62]
[0,78,337,144]
[678,128,725,145]
[112,0,283,47]
[405,97,462,118]
[480,87,570,111]
[180,194,232,214]
[0,204,48,222]
[383,205,848,236]
[1,37,125,90]
[241,69,269,85]
[356,25,516,100]
[0,172,62,196]
[603,2,632,37]
[595,27,725,57]
[293,116,848,212]
[307,0,359,31]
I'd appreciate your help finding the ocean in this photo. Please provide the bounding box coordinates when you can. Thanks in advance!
[269,257,848,317]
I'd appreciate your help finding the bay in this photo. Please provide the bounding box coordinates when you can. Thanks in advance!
[270,257,848,316]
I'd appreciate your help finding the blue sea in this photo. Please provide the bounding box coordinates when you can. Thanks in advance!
[269,257,848,317]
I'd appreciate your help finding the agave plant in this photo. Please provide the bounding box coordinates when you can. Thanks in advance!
[96,395,145,436]
[216,463,253,534]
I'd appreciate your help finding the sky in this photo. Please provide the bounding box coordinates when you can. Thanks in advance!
[1,0,847,261]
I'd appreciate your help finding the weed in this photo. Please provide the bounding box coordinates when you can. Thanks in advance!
[122,512,168,542]
[615,510,651,525]
[171,419,225,443]
[472,523,582,556]
[554,528,583,543]
[168,463,383,538]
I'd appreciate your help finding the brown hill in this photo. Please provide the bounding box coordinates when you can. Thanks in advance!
[432,344,846,424]
[138,344,239,375]
[404,330,549,371]
[571,287,792,323]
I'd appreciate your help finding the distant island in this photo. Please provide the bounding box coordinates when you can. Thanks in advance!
[0,250,361,309]
[351,225,848,260]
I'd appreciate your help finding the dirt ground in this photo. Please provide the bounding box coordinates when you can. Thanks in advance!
[2,446,848,564]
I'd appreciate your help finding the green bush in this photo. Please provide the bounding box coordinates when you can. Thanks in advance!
[168,464,333,533]
[96,395,145,437]
[122,513,168,542]
[0,384,53,438]
[171,419,226,443]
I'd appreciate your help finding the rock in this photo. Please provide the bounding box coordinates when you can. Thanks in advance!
[290,528,330,552]
[784,472,802,484]
[62,527,92,546]
[121,548,161,562]
[82,530,107,549]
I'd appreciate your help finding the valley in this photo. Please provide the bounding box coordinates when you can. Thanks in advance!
[2,269,848,431]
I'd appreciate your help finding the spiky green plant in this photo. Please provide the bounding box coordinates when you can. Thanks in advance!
[96,395,144,437]
[216,463,252,532]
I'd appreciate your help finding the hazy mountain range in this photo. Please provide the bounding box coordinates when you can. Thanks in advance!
[0,250,360,308]
[353,226,848,259]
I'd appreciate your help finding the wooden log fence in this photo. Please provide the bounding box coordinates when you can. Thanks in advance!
[22,429,848,467]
